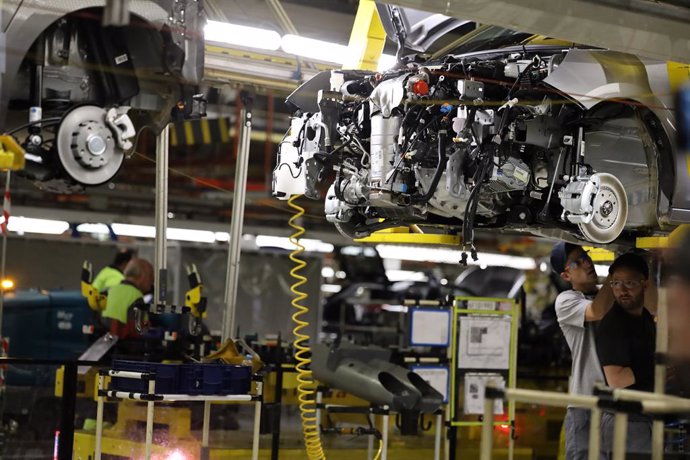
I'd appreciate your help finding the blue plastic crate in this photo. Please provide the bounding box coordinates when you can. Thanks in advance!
[200,364,224,395]
[110,360,179,394]
[178,363,252,395]
[178,364,203,395]
[222,365,251,395]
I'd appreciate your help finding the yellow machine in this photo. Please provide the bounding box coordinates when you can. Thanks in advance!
[0,135,25,171]
[81,261,107,312]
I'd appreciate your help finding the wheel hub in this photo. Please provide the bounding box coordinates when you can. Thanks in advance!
[71,120,113,169]
[577,173,628,244]
[56,105,126,186]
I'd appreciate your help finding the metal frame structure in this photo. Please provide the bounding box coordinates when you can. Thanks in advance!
[94,369,263,460]
[449,296,519,460]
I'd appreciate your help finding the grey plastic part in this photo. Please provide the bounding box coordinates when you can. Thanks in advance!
[311,343,443,413]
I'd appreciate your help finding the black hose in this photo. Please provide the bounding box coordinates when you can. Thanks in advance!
[5,117,62,135]
[462,152,492,248]
[411,130,448,204]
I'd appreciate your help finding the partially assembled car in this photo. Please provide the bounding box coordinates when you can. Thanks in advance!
[1,0,205,192]
[273,5,687,255]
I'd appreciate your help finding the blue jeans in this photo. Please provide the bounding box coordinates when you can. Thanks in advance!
[600,411,652,456]
[565,407,607,460]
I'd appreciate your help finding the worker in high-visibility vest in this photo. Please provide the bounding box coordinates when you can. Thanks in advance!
[102,258,153,339]
[92,248,136,293]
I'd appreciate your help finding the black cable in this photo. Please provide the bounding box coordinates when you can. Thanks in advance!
[5,117,62,135]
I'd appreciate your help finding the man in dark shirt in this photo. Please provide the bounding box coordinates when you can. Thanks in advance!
[596,253,656,456]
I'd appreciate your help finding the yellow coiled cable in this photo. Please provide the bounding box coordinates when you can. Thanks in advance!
[373,439,383,460]
[288,195,326,460]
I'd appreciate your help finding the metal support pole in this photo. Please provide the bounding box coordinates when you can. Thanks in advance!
[95,374,104,460]
[434,412,443,460]
[154,125,170,306]
[316,389,322,430]
[201,400,211,460]
[444,406,458,460]
[145,379,155,460]
[381,411,389,460]
[271,338,284,460]
[367,430,374,460]
[479,396,495,460]
[587,407,601,460]
[252,379,263,460]
[222,98,253,341]
[652,287,667,460]
[58,362,77,460]
[0,171,10,336]
[611,412,628,460]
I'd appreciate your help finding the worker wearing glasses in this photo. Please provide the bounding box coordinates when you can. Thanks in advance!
[595,253,656,456]
[551,242,615,460]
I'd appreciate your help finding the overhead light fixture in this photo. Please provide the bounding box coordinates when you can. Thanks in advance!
[321,284,342,294]
[377,54,397,72]
[215,232,230,242]
[111,223,156,239]
[76,223,111,234]
[255,235,334,253]
[386,270,428,282]
[167,228,216,244]
[204,20,281,51]
[203,20,398,70]
[281,34,350,64]
[375,244,537,270]
[6,216,69,235]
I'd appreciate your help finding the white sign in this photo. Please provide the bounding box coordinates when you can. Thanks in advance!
[410,309,451,347]
[411,366,449,403]
[464,373,505,415]
[457,316,511,369]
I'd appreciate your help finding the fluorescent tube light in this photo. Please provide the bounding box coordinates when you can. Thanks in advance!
[6,216,69,235]
[111,223,156,239]
[204,20,281,51]
[76,223,111,234]
[377,54,397,72]
[321,284,342,294]
[386,270,428,282]
[167,228,216,243]
[215,232,230,242]
[281,34,350,64]
[375,244,537,270]
[255,235,334,253]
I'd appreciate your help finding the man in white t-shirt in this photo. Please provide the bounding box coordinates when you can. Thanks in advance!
[551,242,615,460]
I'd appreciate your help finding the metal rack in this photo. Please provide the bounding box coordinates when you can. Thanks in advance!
[94,368,263,460]
[448,296,519,460]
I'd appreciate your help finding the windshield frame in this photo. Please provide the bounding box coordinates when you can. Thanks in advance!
[430,24,536,60]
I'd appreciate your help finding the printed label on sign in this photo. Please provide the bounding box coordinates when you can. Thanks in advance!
[467,300,497,311]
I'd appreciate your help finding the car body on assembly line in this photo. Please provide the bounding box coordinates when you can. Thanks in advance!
[273,4,689,256]
[1,0,205,193]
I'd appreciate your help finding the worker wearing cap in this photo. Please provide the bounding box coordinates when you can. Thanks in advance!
[92,248,136,293]
[551,242,615,460]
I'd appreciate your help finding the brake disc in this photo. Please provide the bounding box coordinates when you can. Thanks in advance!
[577,172,628,244]
[56,105,126,186]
